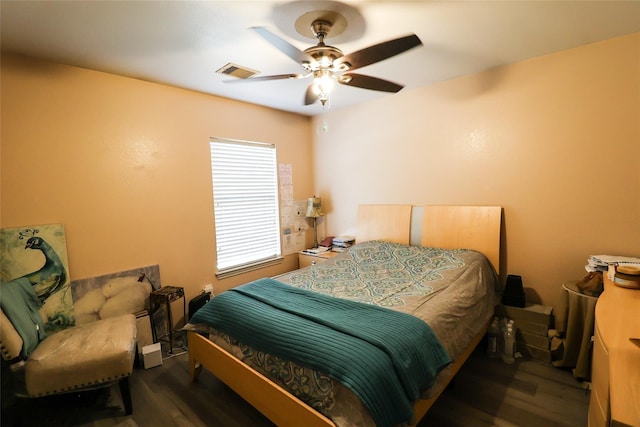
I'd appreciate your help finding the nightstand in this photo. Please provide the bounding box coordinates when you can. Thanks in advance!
[298,250,338,268]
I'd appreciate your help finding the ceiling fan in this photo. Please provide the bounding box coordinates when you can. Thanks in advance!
[225,17,422,106]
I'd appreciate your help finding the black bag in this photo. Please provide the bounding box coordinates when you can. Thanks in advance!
[502,274,526,307]
[188,292,211,320]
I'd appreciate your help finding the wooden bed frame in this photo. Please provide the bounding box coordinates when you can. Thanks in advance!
[188,204,503,427]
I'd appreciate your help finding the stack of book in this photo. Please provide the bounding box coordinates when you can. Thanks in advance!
[332,235,355,252]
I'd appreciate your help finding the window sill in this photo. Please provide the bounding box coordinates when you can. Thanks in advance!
[215,256,284,280]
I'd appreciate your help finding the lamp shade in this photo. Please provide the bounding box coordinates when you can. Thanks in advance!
[305,197,323,218]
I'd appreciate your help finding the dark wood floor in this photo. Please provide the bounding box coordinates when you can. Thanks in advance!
[419,351,590,427]
[2,346,589,427]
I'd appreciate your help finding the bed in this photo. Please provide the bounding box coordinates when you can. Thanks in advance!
[186,205,502,427]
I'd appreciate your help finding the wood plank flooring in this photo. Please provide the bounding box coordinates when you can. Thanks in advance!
[419,351,590,427]
[2,347,590,427]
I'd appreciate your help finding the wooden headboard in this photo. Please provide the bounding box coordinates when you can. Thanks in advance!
[421,205,502,273]
[355,204,502,273]
[356,205,412,245]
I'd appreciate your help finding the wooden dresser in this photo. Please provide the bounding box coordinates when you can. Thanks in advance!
[589,269,640,427]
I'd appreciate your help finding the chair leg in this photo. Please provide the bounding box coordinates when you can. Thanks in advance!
[118,376,133,415]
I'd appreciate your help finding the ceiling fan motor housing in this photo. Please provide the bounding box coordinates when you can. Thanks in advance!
[303,45,345,71]
[301,19,349,73]
[311,19,332,40]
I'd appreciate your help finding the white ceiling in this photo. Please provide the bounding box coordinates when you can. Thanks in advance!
[2,1,640,116]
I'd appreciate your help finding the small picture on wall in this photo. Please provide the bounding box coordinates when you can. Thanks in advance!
[0,224,74,333]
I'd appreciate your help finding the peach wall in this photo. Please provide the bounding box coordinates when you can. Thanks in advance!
[312,33,640,314]
[3,33,639,318]
[1,54,314,302]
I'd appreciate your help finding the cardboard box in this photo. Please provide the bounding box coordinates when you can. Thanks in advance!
[519,329,550,350]
[497,303,553,326]
[525,344,552,364]
[142,343,162,369]
[516,319,550,336]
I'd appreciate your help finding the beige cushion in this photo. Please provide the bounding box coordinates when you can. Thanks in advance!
[99,282,149,319]
[25,314,137,396]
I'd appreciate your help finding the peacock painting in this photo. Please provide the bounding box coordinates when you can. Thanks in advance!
[0,224,74,333]
[21,235,68,303]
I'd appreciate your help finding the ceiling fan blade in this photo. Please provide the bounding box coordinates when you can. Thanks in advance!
[335,34,422,71]
[339,73,404,93]
[251,27,313,64]
[224,73,306,83]
[304,84,318,105]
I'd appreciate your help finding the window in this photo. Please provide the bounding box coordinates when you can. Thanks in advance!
[210,138,281,276]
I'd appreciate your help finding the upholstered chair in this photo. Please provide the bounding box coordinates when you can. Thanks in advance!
[0,309,137,415]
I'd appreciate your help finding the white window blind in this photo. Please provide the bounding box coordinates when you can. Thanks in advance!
[210,138,281,273]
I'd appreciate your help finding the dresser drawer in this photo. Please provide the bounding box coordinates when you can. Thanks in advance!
[589,321,609,427]
[298,251,337,268]
[589,397,607,427]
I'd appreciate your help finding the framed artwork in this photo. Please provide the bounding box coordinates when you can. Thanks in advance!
[70,265,160,325]
[0,224,73,333]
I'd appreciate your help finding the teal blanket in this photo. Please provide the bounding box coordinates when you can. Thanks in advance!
[0,277,46,358]
[190,278,451,427]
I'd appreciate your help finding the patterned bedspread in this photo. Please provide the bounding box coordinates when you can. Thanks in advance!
[188,240,499,426]
[282,241,476,308]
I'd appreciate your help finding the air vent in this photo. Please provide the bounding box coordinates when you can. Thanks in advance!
[216,63,259,79]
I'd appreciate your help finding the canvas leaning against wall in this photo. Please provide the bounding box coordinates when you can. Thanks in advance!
[70,265,160,325]
[0,224,73,333]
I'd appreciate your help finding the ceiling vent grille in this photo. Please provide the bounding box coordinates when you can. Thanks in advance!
[216,63,259,79]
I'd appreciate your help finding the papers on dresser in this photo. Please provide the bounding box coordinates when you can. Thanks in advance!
[586,255,640,272]
[302,246,331,255]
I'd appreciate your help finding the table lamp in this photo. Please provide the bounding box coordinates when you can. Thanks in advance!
[305,196,323,248]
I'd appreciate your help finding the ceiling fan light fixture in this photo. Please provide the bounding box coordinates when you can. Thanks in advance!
[318,55,332,68]
[316,91,330,106]
[312,69,335,105]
